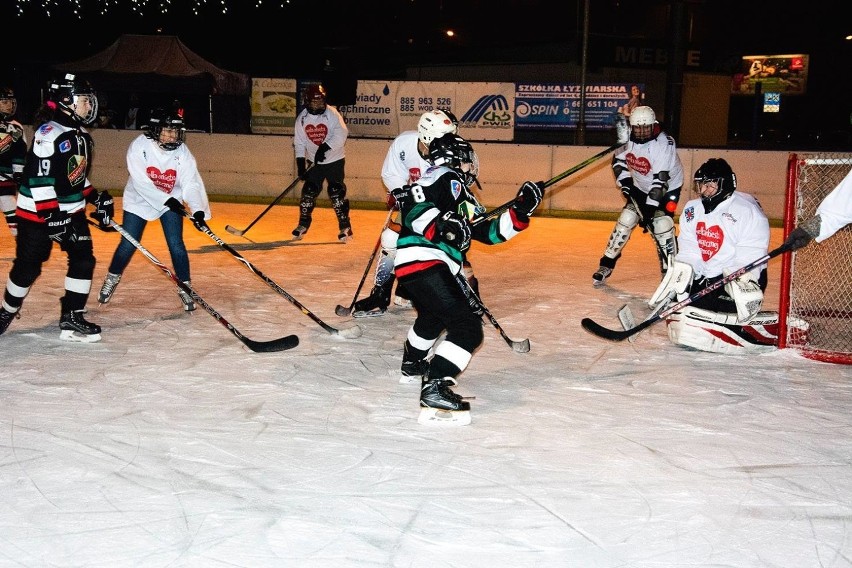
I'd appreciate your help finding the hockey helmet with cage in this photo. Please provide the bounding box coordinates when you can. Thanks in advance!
[47,73,98,126]
[628,105,657,143]
[418,109,459,148]
[694,158,737,214]
[428,132,479,187]
[304,84,327,115]
[0,86,16,120]
[146,106,187,151]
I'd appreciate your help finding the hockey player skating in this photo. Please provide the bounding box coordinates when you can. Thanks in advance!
[647,158,781,354]
[783,166,852,250]
[0,74,114,341]
[352,109,483,317]
[291,84,352,243]
[392,132,543,425]
[0,85,26,237]
[593,105,684,286]
[97,105,212,312]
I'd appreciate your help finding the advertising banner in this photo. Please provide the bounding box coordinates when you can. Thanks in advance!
[731,54,809,96]
[514,83,641,130]
[339,81,514,141]
[250,78,298,135]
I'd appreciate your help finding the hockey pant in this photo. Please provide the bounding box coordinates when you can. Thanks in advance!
[399,266,484,382]
[601,204,676,272]
[665,307,802,355]
[3,214,96,314]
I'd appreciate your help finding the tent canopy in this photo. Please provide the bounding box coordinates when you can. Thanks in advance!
[53,34,250,96]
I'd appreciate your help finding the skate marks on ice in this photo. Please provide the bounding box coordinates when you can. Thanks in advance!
[190,239,345,254]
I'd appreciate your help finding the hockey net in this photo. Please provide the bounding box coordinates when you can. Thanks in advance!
[778,153,852,364]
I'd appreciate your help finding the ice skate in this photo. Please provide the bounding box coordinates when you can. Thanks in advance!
[418,377,471,426]
[338,226,353,243]
[400,358,429,384]
[59,310,102,343]
[592,266,613,287]
[352,279,393,318]
[177,281,197,311]
[0,307,20,336]
[291,224,309,240]
[98,272,122,304]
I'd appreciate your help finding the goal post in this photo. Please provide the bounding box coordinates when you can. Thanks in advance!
[778,152,852,364]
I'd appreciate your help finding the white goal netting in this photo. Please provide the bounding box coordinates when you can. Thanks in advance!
[779,153,852,364]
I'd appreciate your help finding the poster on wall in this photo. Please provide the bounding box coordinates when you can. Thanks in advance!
[338,81,514,141]
[514,83,640,130]
[250,78,298,135]
[731,54,809,96]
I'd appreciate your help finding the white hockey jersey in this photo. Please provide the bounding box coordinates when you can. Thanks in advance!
[815,167,852,242]
[293,105,348,163]
[676,191,770,281]
[612,130,684,197]
[381,130,431,190]
[122,134,211,221]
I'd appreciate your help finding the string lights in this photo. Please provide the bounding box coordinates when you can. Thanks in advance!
[14,0,293,18]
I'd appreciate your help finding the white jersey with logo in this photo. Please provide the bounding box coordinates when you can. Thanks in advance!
[293,105,348,163]
[381,130,431,191]
[676,191,770,281]
[122,134,210,221]
[612,130,684,196]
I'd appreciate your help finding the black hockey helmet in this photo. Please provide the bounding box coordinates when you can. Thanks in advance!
[694,158,737,213]
[304,84,327,115]
[0,85,16,120]
[428,132,479,187]
[146,105,186,150]
[47,73,98,125]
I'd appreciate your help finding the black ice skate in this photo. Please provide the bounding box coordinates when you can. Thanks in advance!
[59,310,102,343]
[291,224,309,240]
[418,377,471,426]
[338,226,353,243]
[0,307,20,336]
[352,278,394,318]
[592,255,618,287]
[400,358,429,384]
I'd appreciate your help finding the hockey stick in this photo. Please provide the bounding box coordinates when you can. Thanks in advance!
[471,142,621,227]
[624,191,669,269]
[106,220,299,352]
[182,213,362,339]
[581,243,793,342]
[224,169,309,237]
[335,208,395,317]
[457,274,530,353]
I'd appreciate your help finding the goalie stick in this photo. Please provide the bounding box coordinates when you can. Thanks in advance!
[457,274,530,353]
[179,211,362,339]
[105,221,299,352]
[224,168,310,238]
[335,208,395,317]
[471,142,622,227]
[581,243,793,342]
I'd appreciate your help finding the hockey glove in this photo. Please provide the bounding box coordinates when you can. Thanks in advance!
[296,157,307,178]
[46,210,76,246]
[164,197,185,215]
[390,185,413,211]
[431,211,471,252]
[91,191,114,227]
[386,190,398,211]
[191,211,209,232]
[314,142,331,164]
[649,260,693,308]
[512,181,543,220]
[724,270,763,323]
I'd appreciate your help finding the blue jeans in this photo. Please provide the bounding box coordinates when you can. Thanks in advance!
[108,210,191,282]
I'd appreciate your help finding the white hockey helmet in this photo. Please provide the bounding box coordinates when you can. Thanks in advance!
[417,109,458,147]
[629,105,656,127]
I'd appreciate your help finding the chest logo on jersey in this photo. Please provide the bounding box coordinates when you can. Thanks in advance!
[0,133,12,152]
[305,124,328,146]
[67,155,86,186]
[408,168,422,183]
[626,153,651,176]
[146,167,177,193]
[696,221,723,261]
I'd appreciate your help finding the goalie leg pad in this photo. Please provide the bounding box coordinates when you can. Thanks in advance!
[666,307,781,355]
[651,213,677,272]
[603,207,640,260]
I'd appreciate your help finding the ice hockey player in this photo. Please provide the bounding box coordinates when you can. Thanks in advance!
[593,105,684,286]
[352,108,485,317]
[0,74,113,341]
[0,85,26,237]
[391,132,543,425]
[648,158,781,354]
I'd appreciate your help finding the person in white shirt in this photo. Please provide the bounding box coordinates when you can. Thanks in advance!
[291,84,351,242]
[648,158,779,354]
[783,166,852,249]
[97,105,211,312]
